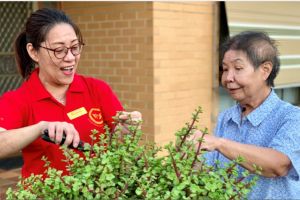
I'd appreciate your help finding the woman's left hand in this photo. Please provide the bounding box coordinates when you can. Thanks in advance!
[192,130,221,152]
[115,111,142,135]
[117,111,142,125]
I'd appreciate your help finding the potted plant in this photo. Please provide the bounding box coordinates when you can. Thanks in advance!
[6,107,258,200]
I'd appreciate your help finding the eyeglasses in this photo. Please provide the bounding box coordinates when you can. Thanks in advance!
[38,43,84,59]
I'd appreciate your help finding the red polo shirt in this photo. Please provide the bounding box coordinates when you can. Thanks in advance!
[0,68,123,178]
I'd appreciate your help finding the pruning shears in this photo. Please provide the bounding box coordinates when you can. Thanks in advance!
[41,129,90,152]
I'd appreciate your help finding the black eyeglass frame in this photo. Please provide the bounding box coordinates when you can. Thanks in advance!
[38,43,85,59]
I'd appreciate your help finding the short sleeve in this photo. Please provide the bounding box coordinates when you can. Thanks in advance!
[268,108,300,180]
[0,92,26,129]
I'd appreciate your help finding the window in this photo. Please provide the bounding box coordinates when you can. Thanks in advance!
[275,87,300,106]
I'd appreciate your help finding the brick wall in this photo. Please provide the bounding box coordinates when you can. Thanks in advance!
[60,2,218,146]
[153,2,217,146]
[61,2,154,141]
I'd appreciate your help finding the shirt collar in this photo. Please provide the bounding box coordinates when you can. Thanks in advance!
[246,89,280,126]
[26,68,84,102]
[229,105,243,125]
[227,89,280,127]
[68,73,85,93]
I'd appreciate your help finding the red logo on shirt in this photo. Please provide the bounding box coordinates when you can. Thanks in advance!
[88,108,104,126]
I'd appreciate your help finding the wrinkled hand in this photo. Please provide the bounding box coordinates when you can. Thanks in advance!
[190,130,221,152]
[41,121,80,148]
[115,111,142,135]
[117,111,142,124]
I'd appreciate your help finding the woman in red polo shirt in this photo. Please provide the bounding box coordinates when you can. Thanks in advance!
[0,8,141,178]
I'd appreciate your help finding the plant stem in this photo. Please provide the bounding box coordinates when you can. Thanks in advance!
[176,107,202,152]
[114,183,129,200]
[137,182,147,198]
[168,147,181,182]
[142,152,149,169]
[234,176,245,184]
[180,142,193,160]
[189,131,206,175]
[229,182,251,200]
[226,162,238,179]
[109,129,114,146]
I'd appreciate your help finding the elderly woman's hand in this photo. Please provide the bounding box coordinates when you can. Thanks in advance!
[115,111,142,136]
[117,111,142,125]
[191,130,221,152]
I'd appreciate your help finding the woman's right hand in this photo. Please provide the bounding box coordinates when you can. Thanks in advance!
[39,121,80,148]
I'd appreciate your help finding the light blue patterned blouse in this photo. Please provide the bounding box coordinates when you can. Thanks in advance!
[205,90,300,199]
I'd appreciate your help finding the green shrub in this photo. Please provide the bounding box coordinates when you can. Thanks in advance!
[6,106,258,200]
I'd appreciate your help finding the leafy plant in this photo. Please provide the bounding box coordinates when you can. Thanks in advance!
[6,106,258,200]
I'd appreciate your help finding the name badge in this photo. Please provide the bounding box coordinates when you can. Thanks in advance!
[67,107,87,120]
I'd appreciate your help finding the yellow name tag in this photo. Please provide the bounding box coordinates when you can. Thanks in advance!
[67,107,87,120]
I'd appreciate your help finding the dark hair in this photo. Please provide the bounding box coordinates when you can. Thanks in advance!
[14,8,83,79]
[220,31,280,87]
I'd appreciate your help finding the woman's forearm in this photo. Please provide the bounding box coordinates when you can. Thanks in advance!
[0,122,46,159]
[217,138,291,177]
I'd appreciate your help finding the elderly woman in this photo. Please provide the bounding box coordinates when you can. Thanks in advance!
[196,31,300,199]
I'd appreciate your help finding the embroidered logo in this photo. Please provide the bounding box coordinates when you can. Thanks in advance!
[88,108,104,126]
